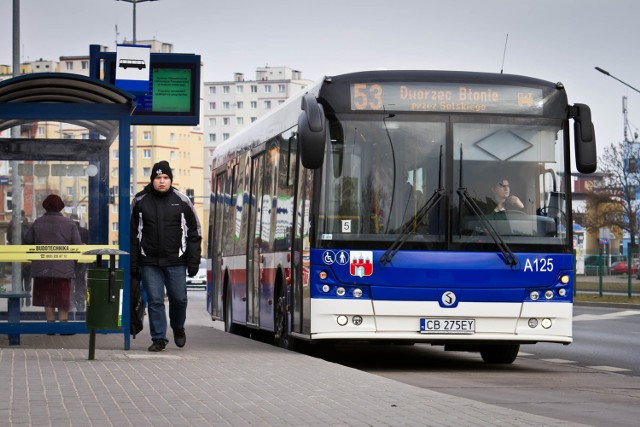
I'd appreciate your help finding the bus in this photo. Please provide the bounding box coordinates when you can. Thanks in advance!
[207,70,596,364]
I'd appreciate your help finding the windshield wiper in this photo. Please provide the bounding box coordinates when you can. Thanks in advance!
[381,146,444,266]
[456,145,518,267]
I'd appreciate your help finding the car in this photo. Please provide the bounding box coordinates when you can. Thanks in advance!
[186,258,207,290]
[584,254,627,275]
[610,260,637,275]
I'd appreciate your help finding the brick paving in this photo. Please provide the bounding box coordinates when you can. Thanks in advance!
[0,302,589,426]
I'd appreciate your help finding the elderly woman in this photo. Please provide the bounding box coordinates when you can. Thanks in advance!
[23,194,82,324]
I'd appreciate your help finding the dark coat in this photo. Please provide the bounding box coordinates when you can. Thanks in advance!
[130,184,202,271]
[24,212,82,278]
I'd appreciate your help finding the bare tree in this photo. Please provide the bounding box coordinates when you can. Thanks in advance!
[586,141,640,248]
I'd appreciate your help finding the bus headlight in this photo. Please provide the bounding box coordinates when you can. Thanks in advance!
[541,318,552,329]
[352,288,363,298]
[337,315,348,326]
[352,315,363,325]
[321,284,330,293]
[530,291,540,301]
[528,318,539,328]
[336,287,346,297]
[544,290,554,300]
[558,288,567,297]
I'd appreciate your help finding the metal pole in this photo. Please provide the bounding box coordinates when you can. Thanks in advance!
[11,0,23,293]
[131,1,137,195]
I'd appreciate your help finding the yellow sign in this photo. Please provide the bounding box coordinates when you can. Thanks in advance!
[0,245,120,263]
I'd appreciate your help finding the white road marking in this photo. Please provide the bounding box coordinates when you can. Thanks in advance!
[586,365,630,372]
[574,310,640,322]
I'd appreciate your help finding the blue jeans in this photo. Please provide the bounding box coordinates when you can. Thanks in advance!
[140,265,188,342]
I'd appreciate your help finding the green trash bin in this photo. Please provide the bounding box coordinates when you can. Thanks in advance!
[86,267,124,330]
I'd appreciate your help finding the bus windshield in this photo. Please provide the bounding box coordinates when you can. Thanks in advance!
[318,113,569,248]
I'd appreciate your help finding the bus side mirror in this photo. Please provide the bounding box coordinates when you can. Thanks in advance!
[298,93,326,169]
[572,103,597,174]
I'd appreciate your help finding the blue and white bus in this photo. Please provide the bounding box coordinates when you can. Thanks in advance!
[207,70,596,363]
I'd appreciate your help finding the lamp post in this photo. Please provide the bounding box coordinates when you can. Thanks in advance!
[116,0,157,194]
[595,67,640,95]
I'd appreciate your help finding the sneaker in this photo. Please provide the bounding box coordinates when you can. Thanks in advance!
[173,328,186,348]
[148,339,166,352]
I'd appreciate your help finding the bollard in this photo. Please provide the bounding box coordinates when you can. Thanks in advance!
[83,248,129,360]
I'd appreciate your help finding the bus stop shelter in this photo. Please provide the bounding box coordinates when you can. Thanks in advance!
[0,72,134,349]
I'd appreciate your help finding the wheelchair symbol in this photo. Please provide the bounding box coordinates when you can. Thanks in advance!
[323,250,335,265]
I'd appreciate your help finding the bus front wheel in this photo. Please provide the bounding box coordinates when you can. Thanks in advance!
[480,344,520,364]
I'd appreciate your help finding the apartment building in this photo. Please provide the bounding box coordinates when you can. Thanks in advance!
[202,66,313,210]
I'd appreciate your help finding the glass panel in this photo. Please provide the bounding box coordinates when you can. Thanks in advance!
[318,114,446,242]
[452,120,569,246]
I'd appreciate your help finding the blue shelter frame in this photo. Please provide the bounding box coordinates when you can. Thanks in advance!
[0,73,135,349]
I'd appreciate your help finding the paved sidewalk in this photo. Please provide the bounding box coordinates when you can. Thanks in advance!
[0,302,588,426]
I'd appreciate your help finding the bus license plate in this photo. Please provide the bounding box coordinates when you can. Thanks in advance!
[420,318,475,334]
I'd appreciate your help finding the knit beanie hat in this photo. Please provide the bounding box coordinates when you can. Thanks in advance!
[151,161,173,181]
[43,194,65,212]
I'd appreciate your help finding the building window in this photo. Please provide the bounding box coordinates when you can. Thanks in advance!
[250,101,257,109]
[112,222,119,231]
[208,118,216,126]
[264,100,272,109]
[143,131,151,140]
[223,102,230,109]
[81,186,87,196]
[223,86,230,94]
[170,132,176,141]
[251,85,258,93]
[113,150,119,159]
[209,134,216,142]
[209,86,216,94]
[223,117,230,125]
[66,187,73,196]
[236,101,243,109]
[223,133,230,141]
[278,84,286,93]
[251,117,257,123]
[170,151,176,160]
[37,127,45,135]
[237,85,244,93]
[264,85,272,93]
[82,61,89,70]
[65,62,73,70]
[143,167,151,177]
[209,102,216,110]
[279,100,285,105]
[237,117,244,125]
[143,149,151,159]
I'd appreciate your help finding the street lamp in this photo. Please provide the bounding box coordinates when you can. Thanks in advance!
[595,66,640,95]
[116,0,158,193]
[116,0,158,44]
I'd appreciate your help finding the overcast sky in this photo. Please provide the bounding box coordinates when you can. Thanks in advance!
[1,0,639,162]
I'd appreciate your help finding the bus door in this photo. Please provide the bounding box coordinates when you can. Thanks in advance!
[292,167,314,335]
[247,152,266,327]
[210,170,227,320]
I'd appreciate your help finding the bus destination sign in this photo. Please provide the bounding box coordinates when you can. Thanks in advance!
[350,83,543,115]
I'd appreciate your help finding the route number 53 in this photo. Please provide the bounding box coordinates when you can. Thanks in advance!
[353,83,383,110]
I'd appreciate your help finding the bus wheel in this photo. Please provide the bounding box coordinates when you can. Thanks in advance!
[480,344,520,364]
[224,286,239,334]
[274,284,290,349]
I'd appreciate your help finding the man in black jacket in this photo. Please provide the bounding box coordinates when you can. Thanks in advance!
[130,161,202,352]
